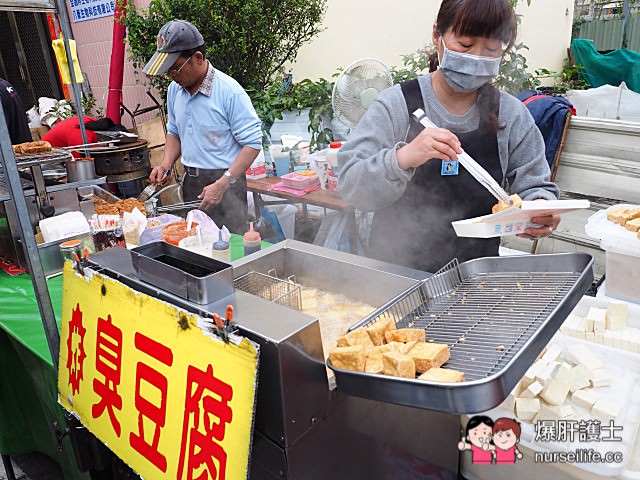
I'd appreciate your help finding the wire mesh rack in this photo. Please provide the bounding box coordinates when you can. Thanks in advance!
[234,269,302,311]
[329,254,593,413]
[7,149,74,168]
[351,259,582,382]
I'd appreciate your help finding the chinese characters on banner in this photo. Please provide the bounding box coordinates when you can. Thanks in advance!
[69,0,115,22]
[58,264,259,480]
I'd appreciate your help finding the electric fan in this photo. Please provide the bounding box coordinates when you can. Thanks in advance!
[332,58,393,128]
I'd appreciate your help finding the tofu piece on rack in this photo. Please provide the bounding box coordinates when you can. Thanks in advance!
[417,367,464,383]
[592,398,621,421]
[407,342,450,373]
[572,389,602,410]
[540,363,573,405]
[385,328,425,344]
[606,301,628,331]
[382,351,416,379]
[566,345,604,371]
[365,318,396,346]
[516,398,540,421]
[343,327,374,349]
[329,346,366,372]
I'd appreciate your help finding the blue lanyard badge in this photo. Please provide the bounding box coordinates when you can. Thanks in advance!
[441,160,459,176]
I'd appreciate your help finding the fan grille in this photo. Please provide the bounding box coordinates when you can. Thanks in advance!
[332,58,393,128]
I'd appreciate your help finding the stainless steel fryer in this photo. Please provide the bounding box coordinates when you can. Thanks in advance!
[328,252,594,414]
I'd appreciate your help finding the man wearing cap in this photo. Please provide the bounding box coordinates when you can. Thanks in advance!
[146,20,262,234]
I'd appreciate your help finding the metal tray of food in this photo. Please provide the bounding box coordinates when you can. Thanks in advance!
[77,184,121,204]
[327,252,594,414]
[131,241,234,305]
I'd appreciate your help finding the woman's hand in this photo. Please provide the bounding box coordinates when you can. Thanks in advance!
[518,213,561,240]
[396,127,462,170]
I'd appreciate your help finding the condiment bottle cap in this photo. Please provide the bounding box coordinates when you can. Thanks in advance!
[244,222,261,242]
[213,230,229,250]
[60,239,82,248]
[329,141,342,148]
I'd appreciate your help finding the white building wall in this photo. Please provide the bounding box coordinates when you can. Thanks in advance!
[288,0,575,82]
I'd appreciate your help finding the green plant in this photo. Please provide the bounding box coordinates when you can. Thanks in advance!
[390,46,432,84]
[80,94,105,118]
[123,0,327,99]
[495,42,539,93]
[249,73,335,151]
[535,60,589,93]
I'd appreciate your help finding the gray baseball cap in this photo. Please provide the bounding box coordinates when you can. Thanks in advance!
[142,20,204,76]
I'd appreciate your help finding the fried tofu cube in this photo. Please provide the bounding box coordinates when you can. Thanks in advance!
[365,318,396,346]
[625,217,640,232]
[620,208,640,225]
[385,328,425,344]
[336,336,349,347]
[492,193,523,214]
[397,340,419,355]
[407,342,450,373]
[607,205,628,223]
[382,351,416,378]
[329,346,366,372]
[343,327,374,349]
[418,368,464,383]
[365,357,384,374]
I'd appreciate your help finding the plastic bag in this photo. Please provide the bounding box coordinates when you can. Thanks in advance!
[138,214,182,245]
[185,209,230,242]
[122,207,147,247]
[313,210,373,255]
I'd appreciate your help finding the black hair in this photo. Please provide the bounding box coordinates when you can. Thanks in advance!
[428,0,517,134]
[85,117,127,132]
[179,44,206,60]
[465,415,495,441]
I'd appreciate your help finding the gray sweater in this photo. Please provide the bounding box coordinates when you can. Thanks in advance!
[338,74,559,212]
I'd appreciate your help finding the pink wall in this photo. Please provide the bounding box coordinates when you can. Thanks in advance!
[66,0,159,128]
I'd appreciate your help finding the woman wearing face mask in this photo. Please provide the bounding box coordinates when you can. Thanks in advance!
[338,0,560,272]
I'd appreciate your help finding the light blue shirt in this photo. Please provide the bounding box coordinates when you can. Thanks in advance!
[166,63,262,169]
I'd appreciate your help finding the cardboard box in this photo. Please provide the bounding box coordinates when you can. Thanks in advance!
[136,116,166,149]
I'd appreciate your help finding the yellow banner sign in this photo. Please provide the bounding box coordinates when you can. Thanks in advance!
[58,264,259,480]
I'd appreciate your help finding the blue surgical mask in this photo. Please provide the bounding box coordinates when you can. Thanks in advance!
[437,38,501,93]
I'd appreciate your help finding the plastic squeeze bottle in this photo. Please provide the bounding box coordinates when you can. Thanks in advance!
[243,222,262,256]
[212,230,231,262]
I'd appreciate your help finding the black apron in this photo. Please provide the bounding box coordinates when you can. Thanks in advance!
[368,79,503,273]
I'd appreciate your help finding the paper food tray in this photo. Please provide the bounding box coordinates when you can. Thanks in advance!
[452,199,590,238]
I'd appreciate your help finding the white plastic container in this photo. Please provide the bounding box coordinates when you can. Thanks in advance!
[246,150,267,180]
[586,205,640,304]
[178,233,215,258]
[326,141,342,167]
[39,211,91,243]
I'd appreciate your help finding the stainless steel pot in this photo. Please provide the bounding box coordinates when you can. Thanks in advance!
[66,158,97,183]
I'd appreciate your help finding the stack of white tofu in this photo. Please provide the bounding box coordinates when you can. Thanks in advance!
[501,343,622,424]
[560,300,640,353]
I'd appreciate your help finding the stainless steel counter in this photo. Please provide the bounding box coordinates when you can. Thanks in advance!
[90,241,460,479]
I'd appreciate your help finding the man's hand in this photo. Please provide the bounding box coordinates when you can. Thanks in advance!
[198,177,230,210]
[149,165,171,185]
[396,127,462,170]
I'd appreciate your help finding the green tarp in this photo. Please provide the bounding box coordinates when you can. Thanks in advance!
[572,38,640,93]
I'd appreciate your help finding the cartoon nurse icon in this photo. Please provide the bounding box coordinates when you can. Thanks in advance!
[492,417,523,464]
[458,415,494,464]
